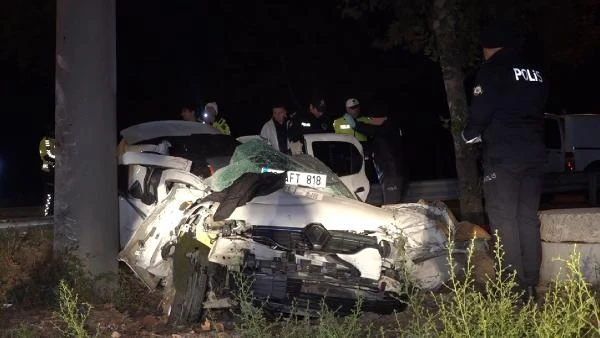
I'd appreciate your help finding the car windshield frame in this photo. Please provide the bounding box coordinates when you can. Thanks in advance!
[205,139,355,199]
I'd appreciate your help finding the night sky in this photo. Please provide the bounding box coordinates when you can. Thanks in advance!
[1,0,599,207]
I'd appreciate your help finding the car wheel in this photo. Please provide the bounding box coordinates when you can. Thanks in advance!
[166,233,211,325]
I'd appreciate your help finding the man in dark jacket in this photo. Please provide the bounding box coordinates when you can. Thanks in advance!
[288,98,334,144]
[462,18,548,301]
[299,98,334,135]
[354,107,405,204]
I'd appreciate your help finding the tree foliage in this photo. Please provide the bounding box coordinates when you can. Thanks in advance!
[342,0,481,68]
[339,0,600,223]
[341,0,600,73]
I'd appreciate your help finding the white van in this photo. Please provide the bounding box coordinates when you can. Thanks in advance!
[544,113,600,173]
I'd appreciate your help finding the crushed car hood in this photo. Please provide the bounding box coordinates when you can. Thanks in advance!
[227,186,395,231]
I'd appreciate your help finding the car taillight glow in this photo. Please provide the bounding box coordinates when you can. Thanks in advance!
[565,152,576,172]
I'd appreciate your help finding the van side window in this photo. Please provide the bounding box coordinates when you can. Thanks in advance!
[311,141,363,177]
[544,119,562,149]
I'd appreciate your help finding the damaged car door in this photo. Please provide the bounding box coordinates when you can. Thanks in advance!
[303,133,370,202]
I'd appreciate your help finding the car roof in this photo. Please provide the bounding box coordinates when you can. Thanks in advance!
[120,120,221,144]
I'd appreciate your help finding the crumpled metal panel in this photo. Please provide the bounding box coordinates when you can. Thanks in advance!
[118,187,209,288]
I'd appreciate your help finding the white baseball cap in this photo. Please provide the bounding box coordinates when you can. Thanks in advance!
[345,98,360,108]
[205,102,218,115]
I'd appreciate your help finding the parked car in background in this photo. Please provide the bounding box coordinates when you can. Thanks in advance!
[545,113,600,173]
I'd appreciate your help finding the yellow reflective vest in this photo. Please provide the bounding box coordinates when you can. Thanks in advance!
[39,136,56,172]
[212,118,231,135]
[333,116,370,142]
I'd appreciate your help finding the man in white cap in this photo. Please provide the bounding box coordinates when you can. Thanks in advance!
[333,98,396,197]
[201,102,231,135]
[333,98,386,142]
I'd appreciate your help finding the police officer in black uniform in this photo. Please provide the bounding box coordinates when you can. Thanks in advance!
[39,125,56,216]
[296,98,334,135]
[462,18,547,301]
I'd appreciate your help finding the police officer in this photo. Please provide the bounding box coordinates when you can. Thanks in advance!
[334,98,393,192]
[333,98,371,142]
[296,98,334,135]
[202,102,231,135]
[39,128,56,216]
[462,18,547,301]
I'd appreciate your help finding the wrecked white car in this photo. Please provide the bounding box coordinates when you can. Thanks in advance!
[116,121,489,324]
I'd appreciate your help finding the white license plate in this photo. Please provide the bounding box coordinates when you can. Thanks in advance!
[285,171,326,188]
[261,168,327,188]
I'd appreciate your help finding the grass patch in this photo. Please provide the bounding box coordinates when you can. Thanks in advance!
[0,228,54,307]
[223,235,600,337]
[3,227,600,337]
[399,236,600,337]
[0,228,95,307]
[229,272,373,338]
[534,249,600,337]
[0,228,162,315]
[0,323,38,338]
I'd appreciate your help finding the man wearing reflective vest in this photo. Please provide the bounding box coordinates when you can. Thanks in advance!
[333,98,393,196]
[39,132,56,216]
[333,98,370,141]
[202,102,231,135]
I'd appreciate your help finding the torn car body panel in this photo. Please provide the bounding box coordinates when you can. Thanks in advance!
[118,187,210,288]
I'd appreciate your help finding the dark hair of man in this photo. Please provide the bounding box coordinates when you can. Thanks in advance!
[182,103,196,111]
[311,98,327,113]
[272,102,287,110]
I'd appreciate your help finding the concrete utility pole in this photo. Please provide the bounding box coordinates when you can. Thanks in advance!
[54,0,118,280]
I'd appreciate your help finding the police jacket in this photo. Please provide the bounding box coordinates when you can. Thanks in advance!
[463,47,548,164]
[298,112,334,135]
[39,136,56,172]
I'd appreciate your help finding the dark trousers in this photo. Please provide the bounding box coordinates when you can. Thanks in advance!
[483,161,543,287]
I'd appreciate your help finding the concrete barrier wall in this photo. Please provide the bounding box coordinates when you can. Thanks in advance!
[540,242,600,285]
[540,208,600,242]
[539,208,600,285]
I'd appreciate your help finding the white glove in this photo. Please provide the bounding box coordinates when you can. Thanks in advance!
[343,113,356,128]
[461,131,482,144]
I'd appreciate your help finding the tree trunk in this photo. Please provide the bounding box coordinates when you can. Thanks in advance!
[431,0,485,224]
[54,0,118,281]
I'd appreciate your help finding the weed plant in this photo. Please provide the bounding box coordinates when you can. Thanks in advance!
[399,236,600,338]
[54,279,97,338]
